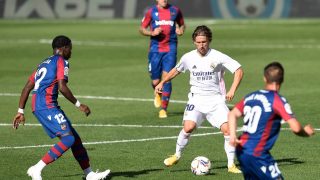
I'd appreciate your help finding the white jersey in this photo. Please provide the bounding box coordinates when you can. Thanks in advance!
[175,49,241,95]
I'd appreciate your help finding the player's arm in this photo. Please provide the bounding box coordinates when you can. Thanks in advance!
[58,79,91,116]
[139,9,162,37]
[175,24,185,36]
[175,8,185,36]
[226,67,243,102]
[139,26,162,37]
[13,79,35,129]
[155,68,180,94]
[228,107,243,146]
[286,118,315,137]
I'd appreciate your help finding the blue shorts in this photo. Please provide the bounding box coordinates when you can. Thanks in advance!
[148,52,177,80]
[33,108,72,138]
[236,150,284,180]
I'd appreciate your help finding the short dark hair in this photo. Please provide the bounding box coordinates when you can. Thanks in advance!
[52,35,71,49]
[264,62,284,84]
[192,25,212,42]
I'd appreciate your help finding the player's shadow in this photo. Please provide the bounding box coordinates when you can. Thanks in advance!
[170,168,216,176]
[170,163,223,176]
[63,169,163,179]
[276,157,304,166]
[105,168,164,179]
[168,111,184,117]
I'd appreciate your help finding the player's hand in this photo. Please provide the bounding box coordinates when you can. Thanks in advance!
[79,104,91,117]
[13,113,25,129]
[229,136,241,147]
[154,83,163,94]
[176,28,184,36]
[304,124,315,136]
[225,91,235,102]
[151,27,162,36]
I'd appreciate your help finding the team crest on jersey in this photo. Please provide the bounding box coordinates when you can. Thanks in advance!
[61,123,67,130]
[284,103,293,114]
[210,63,216,69]
[64,67,69,76]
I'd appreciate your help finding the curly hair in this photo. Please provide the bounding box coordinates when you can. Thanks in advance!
[52,35,71,49]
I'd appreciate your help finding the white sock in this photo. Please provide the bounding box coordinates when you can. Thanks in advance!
[175,129,191,158]
[84,167,92,176]
[224,135,236,167]
[34,160,46,172]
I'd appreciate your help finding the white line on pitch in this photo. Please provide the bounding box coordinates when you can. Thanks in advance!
[0,123,212,129]
[1,128,318,150]
[0,93,234,107]
[0,39,319,49]
[0,132,225,150]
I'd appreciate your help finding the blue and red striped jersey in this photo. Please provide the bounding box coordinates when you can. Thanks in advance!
[235,90,294,157]
[141,4,184,53]
[29,54,69,111]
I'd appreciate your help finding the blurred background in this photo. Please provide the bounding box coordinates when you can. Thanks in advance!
[1,0,320,19]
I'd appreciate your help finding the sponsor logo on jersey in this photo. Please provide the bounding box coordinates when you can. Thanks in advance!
[192,71,214,76]
[192,65,197,69]
[155,20,174,26]
[192,71,215,81]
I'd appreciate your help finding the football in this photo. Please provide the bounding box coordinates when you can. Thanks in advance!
[191,156,211,175]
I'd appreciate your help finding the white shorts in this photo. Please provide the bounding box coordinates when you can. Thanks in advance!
[182,93,229,129]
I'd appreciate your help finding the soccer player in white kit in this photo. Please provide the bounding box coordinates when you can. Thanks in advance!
[155,25,243,173]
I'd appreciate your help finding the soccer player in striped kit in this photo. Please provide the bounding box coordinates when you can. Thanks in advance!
[228,62,315,179]
[13,35,110,180]
[140,0,185,118]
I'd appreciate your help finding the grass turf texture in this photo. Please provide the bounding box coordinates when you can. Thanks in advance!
[0,19,319,180]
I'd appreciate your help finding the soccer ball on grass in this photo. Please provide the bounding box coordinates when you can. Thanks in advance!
[190,156,211,175]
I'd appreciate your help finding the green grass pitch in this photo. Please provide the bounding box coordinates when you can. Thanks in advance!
[0,19,319,180]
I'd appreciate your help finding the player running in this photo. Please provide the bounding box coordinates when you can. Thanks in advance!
[228,62,315,179]
[140,0,185,118]
[155,25,243,173]
[13,35,110,180]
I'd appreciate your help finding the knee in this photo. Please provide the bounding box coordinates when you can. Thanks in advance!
[62,135,75,147]
[183,124,196,134]
[220,123,230,136]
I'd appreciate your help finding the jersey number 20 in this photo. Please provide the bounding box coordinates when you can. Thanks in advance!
[243,106,262,133]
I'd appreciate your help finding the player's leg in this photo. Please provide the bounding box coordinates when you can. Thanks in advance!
[176,120,198,157]
[164,99,204,166]
[206,102,241,173]
[159,53,177,118]
[70,127,90,173]
[70,127,110,180]
[164,120,197,167]
[28,109,76,179]
[148,52,163,108]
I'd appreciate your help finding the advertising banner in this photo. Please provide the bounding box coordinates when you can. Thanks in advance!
[0,0,320,19]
